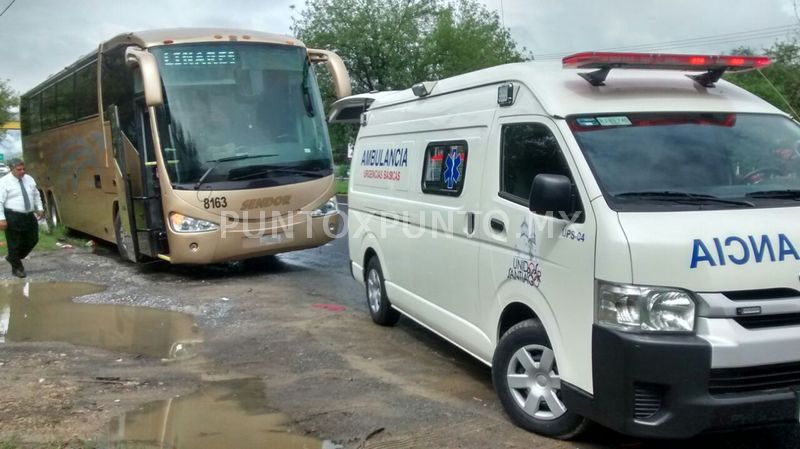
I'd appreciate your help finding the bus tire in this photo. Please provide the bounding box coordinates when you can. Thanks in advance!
[492,319,588,439]
[365,256,401,326]
[46,193,60,229]
[114,211,131,261]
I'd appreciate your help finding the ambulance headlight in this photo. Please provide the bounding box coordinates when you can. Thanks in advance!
[169,212,219,233]
[311,196,338,217]
[596,281,696,333]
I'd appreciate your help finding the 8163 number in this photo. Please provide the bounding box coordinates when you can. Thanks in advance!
[203,197,228,209]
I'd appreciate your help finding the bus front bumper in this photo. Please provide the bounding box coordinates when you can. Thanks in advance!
[561,325,800,439]
[165,213,341,264]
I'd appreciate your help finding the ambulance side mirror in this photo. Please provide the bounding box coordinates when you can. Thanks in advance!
[529,174,574,217]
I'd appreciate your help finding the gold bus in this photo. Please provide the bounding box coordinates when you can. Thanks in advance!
[20,28,350,264]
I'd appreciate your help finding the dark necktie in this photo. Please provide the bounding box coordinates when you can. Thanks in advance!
[19,178,31,212]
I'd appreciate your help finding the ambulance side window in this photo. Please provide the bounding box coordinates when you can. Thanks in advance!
[500,123,581,212]
[421,141,468,196]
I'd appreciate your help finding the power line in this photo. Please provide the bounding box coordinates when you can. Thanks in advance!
[537,25,797,58]
[535,23,799,59]
[0,0,16,18]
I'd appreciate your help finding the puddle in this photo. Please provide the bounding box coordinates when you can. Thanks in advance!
[103,378,339,449]
[0,281,202,359]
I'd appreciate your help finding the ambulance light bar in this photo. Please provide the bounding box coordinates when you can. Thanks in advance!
[562,51,772,87]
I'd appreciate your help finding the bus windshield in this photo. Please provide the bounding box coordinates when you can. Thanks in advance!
[151,42,333,189]
[569,113,800,211]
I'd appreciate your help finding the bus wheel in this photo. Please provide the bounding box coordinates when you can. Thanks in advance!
[46,193,60,228]
[113,211,131,261]
[365,257,401,326]
[492,319,588,439]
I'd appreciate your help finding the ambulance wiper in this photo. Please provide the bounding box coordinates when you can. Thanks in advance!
[615,191,755,207]
[745,189,800,200]
[194,154,278,190]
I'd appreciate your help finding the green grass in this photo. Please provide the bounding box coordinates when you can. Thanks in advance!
[0,225,88,257]
[336,178,349,195]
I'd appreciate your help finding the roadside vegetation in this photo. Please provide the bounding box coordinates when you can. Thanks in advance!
[0,78,16,141]
[293,0,529,165]
[726,40,800,116]
[0,225,87,257]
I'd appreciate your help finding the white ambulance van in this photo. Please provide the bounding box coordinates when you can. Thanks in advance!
[331,52,800,439]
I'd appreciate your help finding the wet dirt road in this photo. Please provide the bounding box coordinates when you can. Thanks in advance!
[0,205,798,448]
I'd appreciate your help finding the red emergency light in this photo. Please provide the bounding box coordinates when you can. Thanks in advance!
[561,51,771,87]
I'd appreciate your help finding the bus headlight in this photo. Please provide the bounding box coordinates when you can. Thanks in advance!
[311,196,338,217]
[596,281,696,333]
[169,212,219,233]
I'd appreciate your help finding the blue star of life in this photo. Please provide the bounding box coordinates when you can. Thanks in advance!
[443,149,462,189]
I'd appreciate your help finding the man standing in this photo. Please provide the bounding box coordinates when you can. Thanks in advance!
[0,159,44,277]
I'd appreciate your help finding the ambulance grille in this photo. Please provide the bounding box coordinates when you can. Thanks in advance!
[734,312,800,329]
[723,288,799,301]
[709,361,800,395]
[633,383,664,421]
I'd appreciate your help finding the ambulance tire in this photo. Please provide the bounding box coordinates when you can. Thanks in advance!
[365,257,401,326]
[493,319,588,439]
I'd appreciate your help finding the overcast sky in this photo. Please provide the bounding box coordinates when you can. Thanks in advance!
[0,0,799,94]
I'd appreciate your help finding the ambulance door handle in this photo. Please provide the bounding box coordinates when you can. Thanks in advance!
[467,212,475,234]
[490,218,505,233]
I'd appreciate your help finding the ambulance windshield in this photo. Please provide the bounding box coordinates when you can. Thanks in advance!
[569,113,800,211]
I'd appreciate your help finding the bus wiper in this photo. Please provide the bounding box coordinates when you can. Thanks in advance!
[193,154,278,190]
[615,191,755,207]
[229,166,328,181]
[745,189,800,199]
[301,60,315,117]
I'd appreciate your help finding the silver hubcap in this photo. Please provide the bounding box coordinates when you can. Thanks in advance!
[506,344,566,421]
[367,269,382,314]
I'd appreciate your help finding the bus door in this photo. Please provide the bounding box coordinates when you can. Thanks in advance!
[109,100,167,262]
[134,93,168,258]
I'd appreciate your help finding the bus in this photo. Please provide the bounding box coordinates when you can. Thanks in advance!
[20,28,351,264]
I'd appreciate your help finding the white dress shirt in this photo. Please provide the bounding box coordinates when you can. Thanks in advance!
[0,173,44,220]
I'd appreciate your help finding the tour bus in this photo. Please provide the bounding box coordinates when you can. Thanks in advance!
[332,53,800,439]
[20,28,350,264]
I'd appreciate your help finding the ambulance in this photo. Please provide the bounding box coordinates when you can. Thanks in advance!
[330,52,800,439]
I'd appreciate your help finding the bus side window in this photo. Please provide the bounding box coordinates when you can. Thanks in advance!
[75,62,99,119]
[102,46,138,149]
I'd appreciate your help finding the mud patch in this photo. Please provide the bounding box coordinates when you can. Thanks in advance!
[102,378,339,448]
[0,281,201,358]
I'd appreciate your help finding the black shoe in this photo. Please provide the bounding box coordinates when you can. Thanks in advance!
[12,266,26,278]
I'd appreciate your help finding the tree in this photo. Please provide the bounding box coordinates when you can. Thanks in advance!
[725,40,800,116]
[0,79,17,139]
[293,0,529,162]
[423,0,526,79]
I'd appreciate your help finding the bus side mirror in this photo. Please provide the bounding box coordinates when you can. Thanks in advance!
[307,48,352,99]
[529,174,574,217]
[125,47,164,107]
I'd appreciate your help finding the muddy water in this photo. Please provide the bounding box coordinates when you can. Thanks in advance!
[0,281,201,358]
[104,378,338,449]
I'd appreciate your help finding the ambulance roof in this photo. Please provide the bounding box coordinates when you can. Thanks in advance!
[364,60,786,118]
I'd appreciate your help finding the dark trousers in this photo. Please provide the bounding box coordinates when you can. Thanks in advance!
[4,210,38,267]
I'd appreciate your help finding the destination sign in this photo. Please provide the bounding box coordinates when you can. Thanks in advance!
[162,50,237,67]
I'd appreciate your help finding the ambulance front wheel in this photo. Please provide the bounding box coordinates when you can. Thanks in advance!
[365,257,401,326]
[492,319,589,439]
